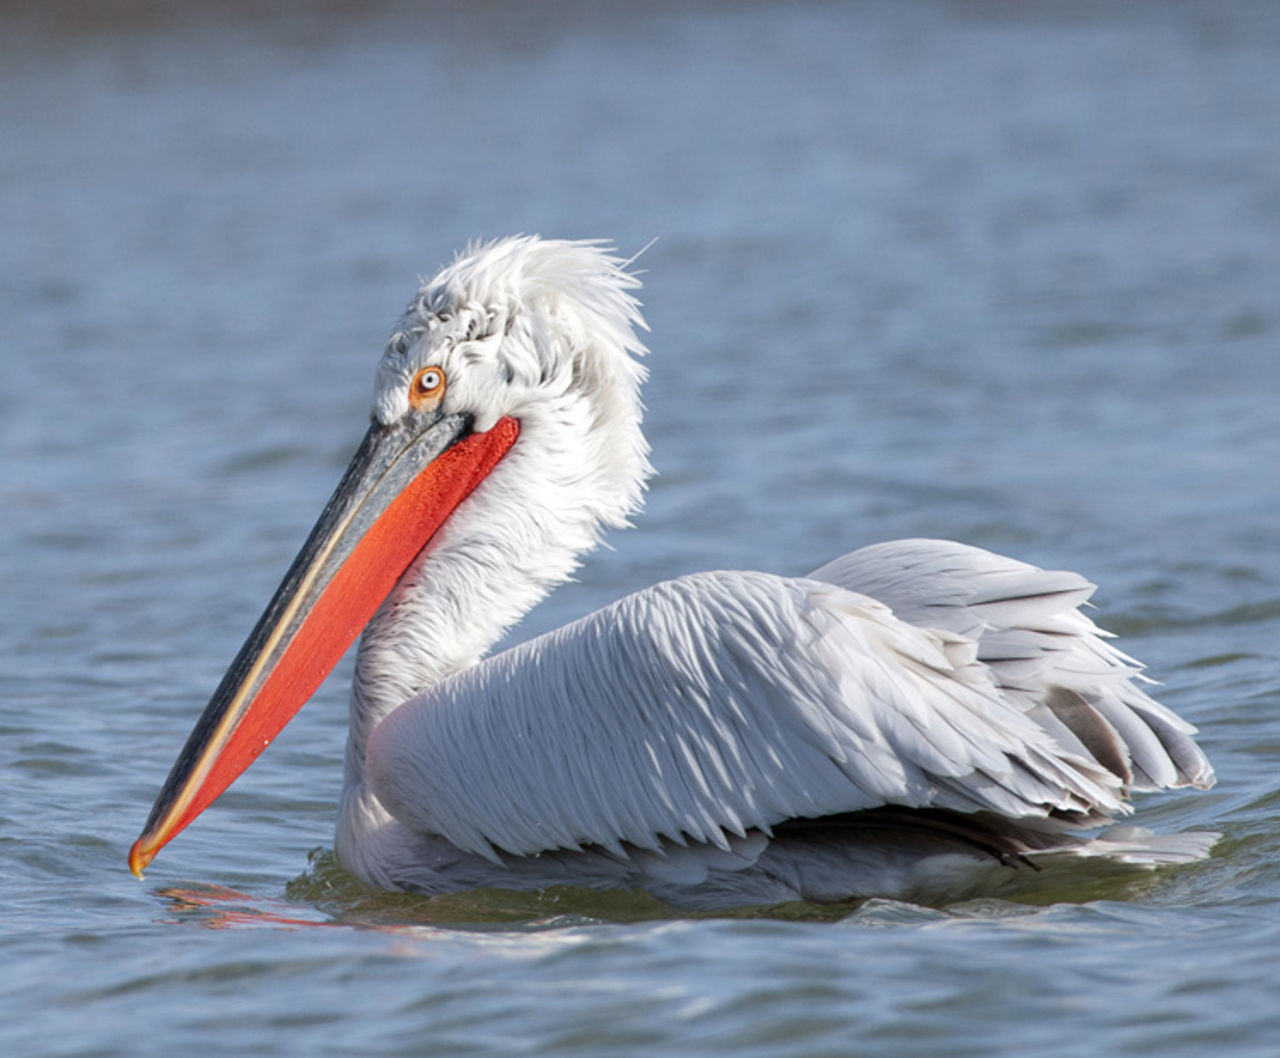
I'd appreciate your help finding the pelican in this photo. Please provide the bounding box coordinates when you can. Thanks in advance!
[130,237,1215,911]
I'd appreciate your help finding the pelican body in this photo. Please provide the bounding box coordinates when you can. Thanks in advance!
[131,238,1214,910]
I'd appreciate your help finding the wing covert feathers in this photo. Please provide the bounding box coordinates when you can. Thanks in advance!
[811,538,1214,793]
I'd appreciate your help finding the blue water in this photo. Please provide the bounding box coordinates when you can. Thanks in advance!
[3,2,1279,1055]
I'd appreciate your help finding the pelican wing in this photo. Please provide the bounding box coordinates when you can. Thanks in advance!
[811,539,1214,791]
[366,570,1130,862]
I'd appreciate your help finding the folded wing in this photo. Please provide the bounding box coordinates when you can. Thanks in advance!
[366,564,1153,862]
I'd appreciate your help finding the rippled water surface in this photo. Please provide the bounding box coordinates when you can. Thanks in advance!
[4,2,1280,1055]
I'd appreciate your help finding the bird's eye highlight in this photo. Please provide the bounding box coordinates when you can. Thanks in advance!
[409,366,446,408]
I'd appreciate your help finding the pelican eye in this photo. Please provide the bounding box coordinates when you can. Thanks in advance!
[409,366,447,408]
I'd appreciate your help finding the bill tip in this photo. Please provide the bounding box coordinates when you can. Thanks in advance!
[128,838,152,879]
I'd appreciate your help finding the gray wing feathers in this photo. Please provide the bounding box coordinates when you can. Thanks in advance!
[367,569,1130,861]
[811,538,1214,793]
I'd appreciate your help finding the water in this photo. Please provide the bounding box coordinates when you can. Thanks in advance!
[3,1,1279,1054]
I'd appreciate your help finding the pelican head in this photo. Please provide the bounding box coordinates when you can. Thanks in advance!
[130,237,652,876]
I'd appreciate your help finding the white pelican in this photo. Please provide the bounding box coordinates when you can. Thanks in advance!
[131,237,1215,910]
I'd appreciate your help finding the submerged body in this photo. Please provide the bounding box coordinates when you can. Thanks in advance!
[132,238,1215,911]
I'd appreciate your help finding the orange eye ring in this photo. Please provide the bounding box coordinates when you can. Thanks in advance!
[409,366,447,409]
